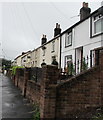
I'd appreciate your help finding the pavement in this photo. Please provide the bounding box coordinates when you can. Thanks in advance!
[0,73,35,119]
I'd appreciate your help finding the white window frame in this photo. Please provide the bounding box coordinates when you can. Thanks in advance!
[93,14,103,35]
[65,32,72,47]
[52,41,55,52]
[65,55,72,68]
[43,49,45,56]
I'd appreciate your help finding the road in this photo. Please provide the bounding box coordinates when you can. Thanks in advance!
[0,73,34,119]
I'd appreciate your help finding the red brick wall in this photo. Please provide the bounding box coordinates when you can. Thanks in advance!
[26,80,40,104]
[40,65,59,119]
[12,49,103,119]
[56,66,103,118]
[18,76,25,94]
[13,68,41,104]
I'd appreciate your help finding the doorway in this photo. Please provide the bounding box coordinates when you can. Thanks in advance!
[75,46,83,74]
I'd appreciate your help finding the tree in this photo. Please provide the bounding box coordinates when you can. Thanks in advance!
[1,58,11,70]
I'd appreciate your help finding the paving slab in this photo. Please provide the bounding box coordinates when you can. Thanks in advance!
[0,73,35,119]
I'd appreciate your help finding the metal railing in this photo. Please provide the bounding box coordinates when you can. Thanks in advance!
[60,47,103,81]
[60,52,96,80]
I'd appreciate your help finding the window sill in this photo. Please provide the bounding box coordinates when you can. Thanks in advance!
[65,44,72,48]
[90,32,103,38]
[51,51,55,53]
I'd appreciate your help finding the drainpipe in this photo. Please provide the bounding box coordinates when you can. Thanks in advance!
[59,35,62,70]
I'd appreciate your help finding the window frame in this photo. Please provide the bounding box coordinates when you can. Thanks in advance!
[43,49,45,56]
[94,14,103,35]
[90,13,103,38]
[65,55,72,68]
[51,41,55,53]
[65,31,72,47]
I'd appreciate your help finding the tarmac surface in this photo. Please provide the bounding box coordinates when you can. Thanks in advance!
[0,73,34,119]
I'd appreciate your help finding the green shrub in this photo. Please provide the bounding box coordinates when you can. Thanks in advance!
[31,103,40,120]
[11,66,24,75]
[34,111,40,120]
[82,57,88,71]
[67,62,75,75]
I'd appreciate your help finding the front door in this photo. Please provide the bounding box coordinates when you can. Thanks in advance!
[75,46,83,74]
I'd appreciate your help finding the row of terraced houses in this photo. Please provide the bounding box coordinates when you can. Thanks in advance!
[13,2,103,74]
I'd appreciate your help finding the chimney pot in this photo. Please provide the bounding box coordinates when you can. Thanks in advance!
[44,35,46,38]
[54,23,61,37]
[85,3,88,8]
[42,34,45,38]
[56,23,58,28]
[83,2,86,7]
[58,24,60,28]
[41,34,47,45]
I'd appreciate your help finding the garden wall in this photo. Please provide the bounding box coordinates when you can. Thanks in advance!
[12,47,103,119]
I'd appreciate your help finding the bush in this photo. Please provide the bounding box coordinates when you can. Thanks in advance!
[11,66,24,75]
[34,111,40,120]
[31,103,40,120]
[67,62,75,75]
[82,57,88,71]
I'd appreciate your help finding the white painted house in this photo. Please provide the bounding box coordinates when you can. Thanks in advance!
[61,3,103,74]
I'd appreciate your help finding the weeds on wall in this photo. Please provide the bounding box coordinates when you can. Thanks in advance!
[31,103,40,120]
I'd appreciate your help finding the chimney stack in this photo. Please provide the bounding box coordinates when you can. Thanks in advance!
[80,2,91,20]
[54,23,61,37]
[41,34,47,45]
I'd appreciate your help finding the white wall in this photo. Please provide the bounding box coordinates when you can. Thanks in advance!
[61,17,102,70]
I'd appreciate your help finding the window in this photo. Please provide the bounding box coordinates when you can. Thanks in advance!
[65,55,72,68]
[65,32,72,47]
[33,61,34,65]
[94,14,103,34]
[27,56,31,58]
[35,61,37,67]
[51,41,55,52]
[43,49,45,56]
[65,55,73,75]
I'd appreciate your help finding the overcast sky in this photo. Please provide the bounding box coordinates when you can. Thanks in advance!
[0,1,102,60]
